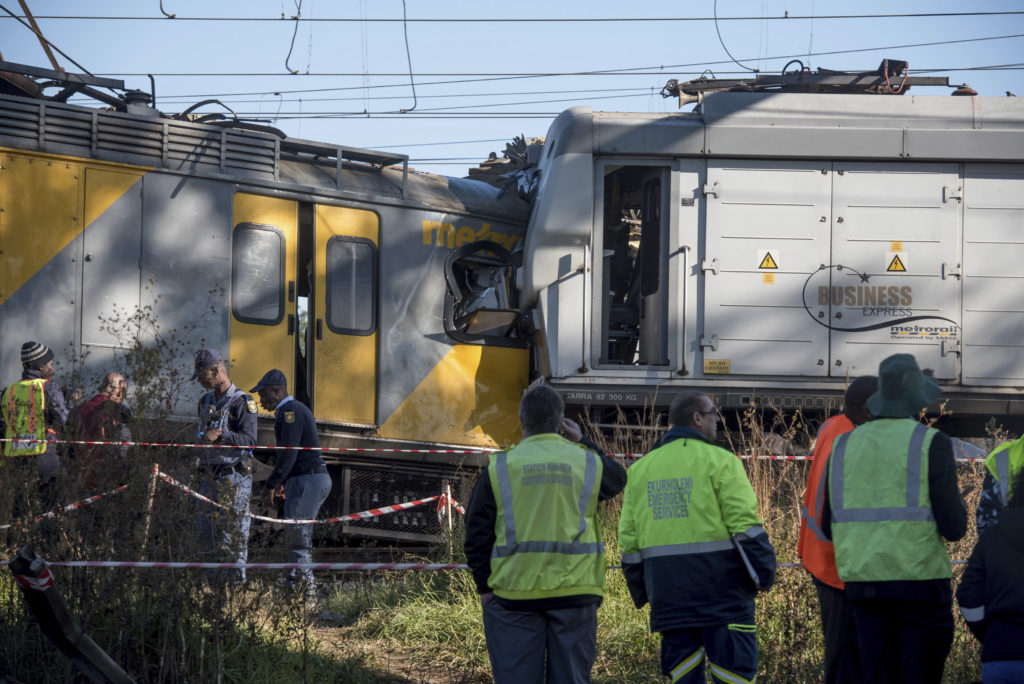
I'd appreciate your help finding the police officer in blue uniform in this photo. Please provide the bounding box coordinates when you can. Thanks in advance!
[193,349,257,584]
[251,369,332,596]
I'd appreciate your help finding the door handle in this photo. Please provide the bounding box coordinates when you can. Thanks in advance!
[287,313,295,335]
[316,318,323,340]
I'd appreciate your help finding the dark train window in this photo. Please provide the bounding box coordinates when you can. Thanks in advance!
[231,223,285,325]
[325,236,377,335]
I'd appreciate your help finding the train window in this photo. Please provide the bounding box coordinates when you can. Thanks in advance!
[443,240,526,348]
[325,236,377,335]
[231,223,285,325]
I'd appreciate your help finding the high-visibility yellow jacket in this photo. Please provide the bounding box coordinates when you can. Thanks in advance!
[619,427,776,631]
[486,433,607,601]
[829,419,951,582]
[2,378,48,457]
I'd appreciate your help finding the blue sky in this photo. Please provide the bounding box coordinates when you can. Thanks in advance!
[3,1,1023,175]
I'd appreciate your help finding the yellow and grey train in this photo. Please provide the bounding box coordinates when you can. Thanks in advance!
[0,71,530,541]
[4,63,1024,541]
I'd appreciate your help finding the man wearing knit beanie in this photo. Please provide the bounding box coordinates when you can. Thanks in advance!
[2,341,69,514]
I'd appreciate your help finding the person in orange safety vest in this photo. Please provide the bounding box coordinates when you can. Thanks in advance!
[798,376,877,684]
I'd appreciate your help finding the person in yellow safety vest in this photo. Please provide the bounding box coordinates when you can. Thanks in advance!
[464,382,626,684]
[1,342,69,516]
[822,353,967,684]
[797,375,876,684]
[619,391,776,684]
[975,433,1024,537]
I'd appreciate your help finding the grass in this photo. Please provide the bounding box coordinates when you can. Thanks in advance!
[316,407,991,683]
[0,401,996,681]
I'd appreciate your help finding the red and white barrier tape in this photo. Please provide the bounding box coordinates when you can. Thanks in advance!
[48,561,468,571]
[1,437,987,462]
[0,484,129,530]
[38,559,969,572]
[156,468,445,525]
[0,437,487,455]
[436,493,467,522]
[12,567,56,590]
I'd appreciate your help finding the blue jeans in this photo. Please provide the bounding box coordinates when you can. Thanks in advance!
[284,471,332,587]
[983,660,1024,683]
[196,470,252,583]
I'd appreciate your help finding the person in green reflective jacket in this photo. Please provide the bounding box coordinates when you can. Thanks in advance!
[464,382,626,684]
[822,353,967,684]
[619,390,776,684]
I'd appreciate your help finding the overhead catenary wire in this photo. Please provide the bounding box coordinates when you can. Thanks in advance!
[7,10,1024,22]
[714,0,759,73]
[113,32,1024,100]
[85,32,1024,80]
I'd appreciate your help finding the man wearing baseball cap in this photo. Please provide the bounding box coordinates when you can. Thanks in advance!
[192,349,257,584]
[2,341,69,516]
[251,369,331,601]
[822,354,967,683]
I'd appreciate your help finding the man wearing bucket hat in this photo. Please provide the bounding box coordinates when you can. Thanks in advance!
[822,353,967,683]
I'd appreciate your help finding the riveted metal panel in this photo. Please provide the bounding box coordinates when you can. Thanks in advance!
[702,160,831,376]
[962,163,1024,384]
[828,162,960,379]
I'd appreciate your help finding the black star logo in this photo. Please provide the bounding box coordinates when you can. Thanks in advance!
[858,272,871,283]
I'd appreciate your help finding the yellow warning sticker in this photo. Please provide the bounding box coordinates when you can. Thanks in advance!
[890,241,903,252]
[886,253,908,272]
[704,359,731,374]
[762,273,775,284]
[758,251,779,269]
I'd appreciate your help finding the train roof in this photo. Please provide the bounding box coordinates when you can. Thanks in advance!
[0,90,530,224]
[541,92,1024,163]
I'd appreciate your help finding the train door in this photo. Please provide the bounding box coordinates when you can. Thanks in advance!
[828,163,960,379]
[230,193,298,399]
[597,163,671,367]
[702,161,832,376]
[311,205,378,425]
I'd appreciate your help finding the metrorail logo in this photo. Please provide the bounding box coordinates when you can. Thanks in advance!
[889,324,958,340]
[801,264,960,335]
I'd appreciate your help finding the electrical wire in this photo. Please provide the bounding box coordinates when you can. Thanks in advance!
[399,0,416,113]
[283,0,301,74]
[0,3,95,75]
[88,32,1024,80]
[9,11,1024,22]
[714,0,759,72]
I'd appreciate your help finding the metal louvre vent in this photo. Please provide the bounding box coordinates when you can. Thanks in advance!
[0,94,277,180]
[164,121,221,169]
[0,98,41,145]
[97,115,164,158]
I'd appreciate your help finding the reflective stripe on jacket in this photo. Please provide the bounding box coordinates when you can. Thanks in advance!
[487,433,605,601]
[2,378,48,457]
[798,413,855,589]
[984,435,1024,507]
[618,433,776,631]
[829,419,951,583]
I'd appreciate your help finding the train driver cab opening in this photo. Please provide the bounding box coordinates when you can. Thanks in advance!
[600,164,670,367]
[443,240,524,347]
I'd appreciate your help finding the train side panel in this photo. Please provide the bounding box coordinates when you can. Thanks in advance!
[523,95,1024,416]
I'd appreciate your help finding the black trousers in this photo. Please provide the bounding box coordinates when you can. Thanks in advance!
[850,598,953,684]
[815,581,860,684]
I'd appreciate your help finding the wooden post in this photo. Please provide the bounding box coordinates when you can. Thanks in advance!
[141,463,159,555]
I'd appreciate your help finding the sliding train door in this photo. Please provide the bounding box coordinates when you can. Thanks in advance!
[229,193,299,399]
[311,205,378,425]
